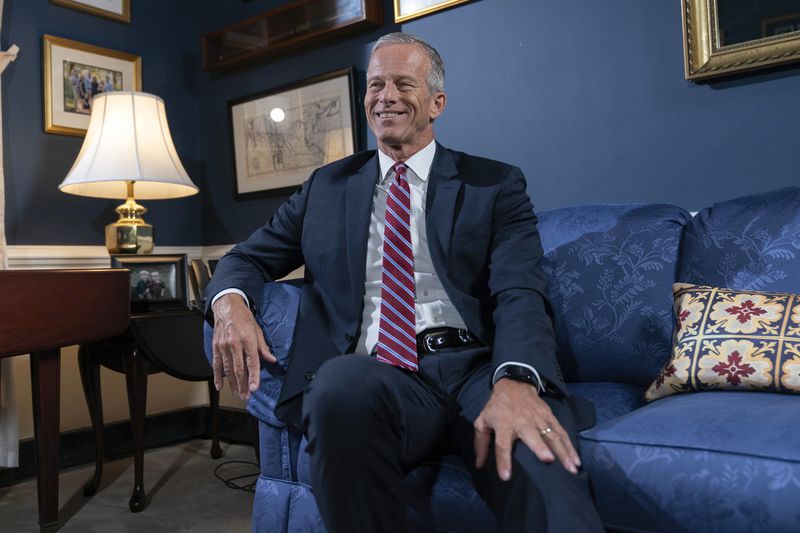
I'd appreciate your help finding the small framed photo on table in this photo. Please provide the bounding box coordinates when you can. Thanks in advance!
[43,34,141,136]
[111,254,188,313]
[228,67,358,199]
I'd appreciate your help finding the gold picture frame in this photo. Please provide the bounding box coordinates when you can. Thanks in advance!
[682,0,800,80]
[43,35,141,136]
[393,0,473,23]
[50,0,131,24]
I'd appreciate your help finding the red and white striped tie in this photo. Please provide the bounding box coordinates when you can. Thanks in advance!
[376,163,418,371]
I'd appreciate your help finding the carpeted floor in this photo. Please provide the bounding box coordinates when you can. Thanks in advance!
[0,440,257,532]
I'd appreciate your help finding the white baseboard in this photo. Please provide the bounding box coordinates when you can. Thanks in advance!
[5,243,305,292]
[6,244,234,270]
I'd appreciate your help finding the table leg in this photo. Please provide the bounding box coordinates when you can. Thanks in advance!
[207,380,223,459]
[30,348,61,532]
[124,346,149,513]
[78,344,105,496]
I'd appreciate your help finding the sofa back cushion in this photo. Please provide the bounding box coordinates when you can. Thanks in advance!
[678,187,800,293]
[538,204,692,385]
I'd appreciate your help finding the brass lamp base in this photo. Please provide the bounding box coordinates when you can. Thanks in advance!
[105,181,155,254]
[105,221,153,254]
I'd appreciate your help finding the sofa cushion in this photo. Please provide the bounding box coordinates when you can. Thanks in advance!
[567,382,646,424]
[646,283,800,401]
[538,204,692,385]
[678,187,800,293]
[580,391,800,532]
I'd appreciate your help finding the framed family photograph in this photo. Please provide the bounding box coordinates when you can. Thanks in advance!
[43,34,141,136]
[50,0,131,24]
[228,67,358,198]
[393,0,473,23]
[111,254,189,313]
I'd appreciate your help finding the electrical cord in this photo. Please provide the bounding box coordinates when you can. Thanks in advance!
[214,460,260,493]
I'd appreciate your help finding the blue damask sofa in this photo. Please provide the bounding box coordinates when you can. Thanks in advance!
[206,187,800,532]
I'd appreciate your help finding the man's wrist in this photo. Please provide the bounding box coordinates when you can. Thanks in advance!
[211,288,249,310]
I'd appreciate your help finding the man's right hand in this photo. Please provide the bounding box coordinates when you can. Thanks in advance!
[211,293,276,400]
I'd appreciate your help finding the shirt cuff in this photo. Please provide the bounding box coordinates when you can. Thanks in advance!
[211,288,249,308]
[492,362,545,393]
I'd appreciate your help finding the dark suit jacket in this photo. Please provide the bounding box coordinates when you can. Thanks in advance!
[206,144,566,427]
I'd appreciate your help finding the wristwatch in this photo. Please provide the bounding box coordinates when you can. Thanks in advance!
[495,364,539,387]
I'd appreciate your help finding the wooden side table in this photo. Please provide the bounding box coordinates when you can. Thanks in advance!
[79,309,222,512]
[0,269,130,532]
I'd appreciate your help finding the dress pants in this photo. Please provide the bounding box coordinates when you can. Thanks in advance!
[302,352,604,533]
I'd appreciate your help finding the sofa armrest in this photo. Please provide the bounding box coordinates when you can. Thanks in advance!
[203,280,302,427]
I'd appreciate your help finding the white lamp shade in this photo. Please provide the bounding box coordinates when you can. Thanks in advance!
[59,91,198,200]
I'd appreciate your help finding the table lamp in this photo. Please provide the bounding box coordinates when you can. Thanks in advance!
[59,91,198,254]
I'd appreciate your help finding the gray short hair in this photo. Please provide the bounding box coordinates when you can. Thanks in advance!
[371,33,445,94]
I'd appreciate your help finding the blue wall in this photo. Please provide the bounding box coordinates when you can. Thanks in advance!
[3,0,800,247]
[401,0,800,214]
[2,0,201,246]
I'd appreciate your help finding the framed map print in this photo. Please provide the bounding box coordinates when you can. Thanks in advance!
[229,67,358,198]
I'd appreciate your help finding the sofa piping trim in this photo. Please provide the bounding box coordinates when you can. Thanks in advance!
[579,434,800,464]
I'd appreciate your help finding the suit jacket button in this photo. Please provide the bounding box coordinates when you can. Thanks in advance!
[305,371,315,381]
[344,332,354,342]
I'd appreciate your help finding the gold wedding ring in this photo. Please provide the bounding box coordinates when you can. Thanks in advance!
[540,427,553,436]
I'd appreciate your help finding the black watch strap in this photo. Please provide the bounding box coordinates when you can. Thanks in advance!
[496,364,538,387]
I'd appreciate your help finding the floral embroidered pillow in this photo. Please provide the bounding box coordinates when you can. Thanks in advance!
[645,283,800,401]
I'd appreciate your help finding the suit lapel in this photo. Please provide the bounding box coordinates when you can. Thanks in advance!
[346,154,380,309]
[426,145,461,268]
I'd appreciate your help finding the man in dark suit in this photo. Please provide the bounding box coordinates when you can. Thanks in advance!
[208,33,602,532]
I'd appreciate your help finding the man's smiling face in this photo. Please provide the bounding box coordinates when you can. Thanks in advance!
[364,43,446,161]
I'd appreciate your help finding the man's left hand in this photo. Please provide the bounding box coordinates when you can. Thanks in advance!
[474,379,581,481]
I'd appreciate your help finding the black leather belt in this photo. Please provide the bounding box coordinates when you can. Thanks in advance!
[416,327,480,355]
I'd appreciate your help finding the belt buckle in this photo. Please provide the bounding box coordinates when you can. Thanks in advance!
[424,333,443,353]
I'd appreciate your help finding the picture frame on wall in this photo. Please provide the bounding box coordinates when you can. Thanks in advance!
[228,67,358,198]
[111,254,189,313]
[43,34,141,136]
[393,0,473,23]
[50,0,131,24]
